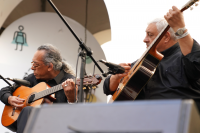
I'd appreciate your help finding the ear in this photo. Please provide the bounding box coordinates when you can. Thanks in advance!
[47,63,54,71]
[164,31,171,43]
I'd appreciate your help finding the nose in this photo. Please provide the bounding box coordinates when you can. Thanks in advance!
[143,36,149,43]
[31,65,35,70]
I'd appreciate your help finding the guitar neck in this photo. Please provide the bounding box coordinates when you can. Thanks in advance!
[127,24,169,77]
[31,74,101,102]
[130,0,198,72]
[33,84,62,101]
[140,24,169,61]
[127,0,195,77]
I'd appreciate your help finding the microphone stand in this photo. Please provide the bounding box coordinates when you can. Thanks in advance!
[78,51,86,103]
[47,0,107,103]
[0,74,12,87]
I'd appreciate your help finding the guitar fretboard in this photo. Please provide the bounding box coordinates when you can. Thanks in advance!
[33,84,62,101]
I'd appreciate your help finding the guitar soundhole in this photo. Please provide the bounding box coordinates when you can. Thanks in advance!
[28,94,35,104]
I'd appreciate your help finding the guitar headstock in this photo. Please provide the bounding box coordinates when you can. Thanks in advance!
[181,0,199,11]
[76,74,102,87]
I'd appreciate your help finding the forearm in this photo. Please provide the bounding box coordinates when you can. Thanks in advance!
[0,87,13,105]
[109,75,121,92]
[183,39,200,80]
[65,92,77,103]
[0,83,20,105]
[103,63,132,95]
[178,33,193,56]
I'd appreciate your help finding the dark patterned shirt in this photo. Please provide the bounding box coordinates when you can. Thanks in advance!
[103,39,200,110]
[0,70,74,105]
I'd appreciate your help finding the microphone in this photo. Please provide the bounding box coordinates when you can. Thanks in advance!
[99,59,125,74]
[7,78,31,86]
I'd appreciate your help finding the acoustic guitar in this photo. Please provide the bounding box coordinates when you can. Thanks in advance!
[109,0,199,103]
[1,74,102,132]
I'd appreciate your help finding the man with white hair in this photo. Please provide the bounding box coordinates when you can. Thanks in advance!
[0,44,78,133]
[103,6,200,111]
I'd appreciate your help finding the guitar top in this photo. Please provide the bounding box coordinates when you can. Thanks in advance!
[1,74,102,132]
[108,0,199,103]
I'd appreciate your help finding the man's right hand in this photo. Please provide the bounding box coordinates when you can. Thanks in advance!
[8,96,25,108]
[109,63,131,92]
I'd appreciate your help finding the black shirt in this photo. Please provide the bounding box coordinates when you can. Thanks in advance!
[0,70,74,105]
[103,39,200,100]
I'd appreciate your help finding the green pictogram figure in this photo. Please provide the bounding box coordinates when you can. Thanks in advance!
[12,25,28,51]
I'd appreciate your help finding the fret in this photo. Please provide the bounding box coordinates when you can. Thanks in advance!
[33,84,62,101]
[109,0,199,103]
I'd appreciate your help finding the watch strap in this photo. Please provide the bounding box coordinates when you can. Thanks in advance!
[175,27,186,36]
[176,31,189,39]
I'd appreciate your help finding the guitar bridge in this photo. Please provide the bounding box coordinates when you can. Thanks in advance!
[11,95,20,116]
[11,107,17,116]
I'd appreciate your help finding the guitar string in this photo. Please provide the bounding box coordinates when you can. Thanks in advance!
[126,0,192,80]
[33,84,62,101]
[143,58,156,70]
[123,59,156,99]
[116,1,196,101]
[139,66,152,77]
[24,76,97,102]
[121,24,169,85]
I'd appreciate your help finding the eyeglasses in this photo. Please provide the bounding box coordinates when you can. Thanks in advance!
[31,61,43,68]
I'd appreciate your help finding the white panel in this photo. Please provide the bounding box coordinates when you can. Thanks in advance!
[0,12,107,133]
[104,0,200,64]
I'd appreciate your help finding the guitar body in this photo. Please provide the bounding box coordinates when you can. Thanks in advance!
[1,82,47,132]
[108,0,200,103]
[109,51,163,103]
[1,74,102,131]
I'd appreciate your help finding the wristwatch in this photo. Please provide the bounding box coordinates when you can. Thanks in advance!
[175,27,186,36]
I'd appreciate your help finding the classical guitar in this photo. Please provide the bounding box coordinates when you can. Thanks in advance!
[109,0,199,103]
[1,74,102,132]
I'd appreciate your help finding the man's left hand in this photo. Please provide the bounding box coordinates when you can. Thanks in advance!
[62,79,78,103]
[164,6,185,32]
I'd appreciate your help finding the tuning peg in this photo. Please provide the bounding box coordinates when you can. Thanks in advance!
[92,86,96,89]
[95,74,102,80]
[195,3,198,6]
[88,74,92,77]
[190,6,194,10]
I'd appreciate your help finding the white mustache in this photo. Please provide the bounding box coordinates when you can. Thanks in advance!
[146,44,150,47]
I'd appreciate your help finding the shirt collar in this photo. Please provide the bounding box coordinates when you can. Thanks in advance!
[36,70,64,84]
[160,42,179,57]
[54,70,65,84]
